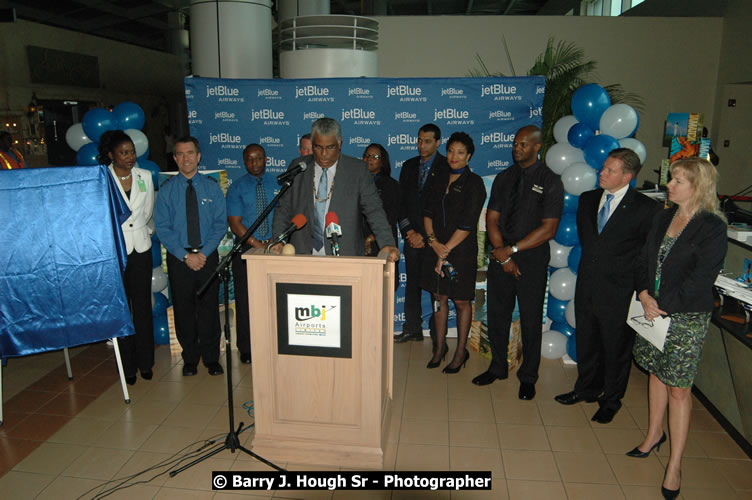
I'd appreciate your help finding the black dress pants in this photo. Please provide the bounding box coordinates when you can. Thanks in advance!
[231,245,252,355]
[403,243,427,333]
[486,250,548,384]
[166,251,221,366]
[573,300,635,412]
[118,249,154,377]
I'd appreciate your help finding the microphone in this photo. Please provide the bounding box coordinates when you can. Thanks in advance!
[325,212,342,256]
[277,161,307,184]
[267,214,307,248]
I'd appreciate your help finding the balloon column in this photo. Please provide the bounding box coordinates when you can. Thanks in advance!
[543,83,644,362]
[65,102,162,188]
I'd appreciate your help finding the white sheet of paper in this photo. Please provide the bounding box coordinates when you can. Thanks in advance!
[626,292,671,352]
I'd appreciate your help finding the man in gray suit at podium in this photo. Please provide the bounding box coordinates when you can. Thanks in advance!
[271,117,399,262]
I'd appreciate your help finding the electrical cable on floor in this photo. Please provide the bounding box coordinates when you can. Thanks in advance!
[76,399,257,499]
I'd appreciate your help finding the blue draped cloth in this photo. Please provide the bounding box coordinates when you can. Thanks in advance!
[0,165,135,358]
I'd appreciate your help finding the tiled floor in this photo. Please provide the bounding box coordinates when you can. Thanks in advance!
[1,339,751,499]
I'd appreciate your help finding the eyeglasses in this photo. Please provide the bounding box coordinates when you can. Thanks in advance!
[312,144,339,152]
[363,153,381,160]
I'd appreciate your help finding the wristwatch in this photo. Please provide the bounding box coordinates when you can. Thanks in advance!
[511,244,519,254]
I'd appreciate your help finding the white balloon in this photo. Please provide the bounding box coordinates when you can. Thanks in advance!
[125,128,149,157]
[151,266,168,292]
[561,162,598,196]
[618,137,647,165]
[553,115,579,144]
[541,330,568,359]
[65,123,92,152]
[599,104,639,140]
[549,268,576,301]
[566,299,576,328]
[546,143,585,175]
[549,240,572,268]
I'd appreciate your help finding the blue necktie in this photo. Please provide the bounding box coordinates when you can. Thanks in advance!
[256,178,268,236]
[313,168,328,250]
[597,194,614,234]
[418,161,429,191]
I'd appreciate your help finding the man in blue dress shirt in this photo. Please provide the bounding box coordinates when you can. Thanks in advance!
[154,136,227,376]
[226,143,278,364]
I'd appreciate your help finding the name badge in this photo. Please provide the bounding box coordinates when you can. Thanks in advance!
[137,178,147,192]
[532,184,544,194]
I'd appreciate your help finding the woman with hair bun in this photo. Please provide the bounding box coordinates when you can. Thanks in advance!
[99,130,155,385]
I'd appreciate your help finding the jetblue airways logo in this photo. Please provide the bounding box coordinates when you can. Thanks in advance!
[349,136,371,146]
[489,110,513,120]
[529,106,542,118]
[250,109,290,126]
[480,131,515,148]
[206,85,244,102]
[348,87,372,98]
[481,83,521,101]
[259,136,282,147]
[303,111,324,121]
[296,85,333,102]
[257,88,280,98]
[441,87,466,98]
[209,133,241,145]
[341,108,380,125]
[434,108,474,125]
[386,85,426,102]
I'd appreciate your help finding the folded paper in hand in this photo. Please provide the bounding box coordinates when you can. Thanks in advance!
[627,292,671,352]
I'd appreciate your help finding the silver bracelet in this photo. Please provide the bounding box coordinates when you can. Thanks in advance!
[500,256,512,265]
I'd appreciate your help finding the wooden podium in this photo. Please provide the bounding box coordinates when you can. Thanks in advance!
[243,253,394,468]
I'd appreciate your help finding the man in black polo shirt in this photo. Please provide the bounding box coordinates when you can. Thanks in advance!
[472,125,563,401]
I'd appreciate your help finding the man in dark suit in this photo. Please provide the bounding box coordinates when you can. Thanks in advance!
[271,117,399,261]
[393,123,449,343]
[555,148,659,423]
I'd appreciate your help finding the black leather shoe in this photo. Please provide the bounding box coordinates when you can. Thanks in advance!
[182,363,198,376]
[518,383,536,400]
[472,370,507,386]
[591,407,617,424]
[125,375,137,386]
[626,432,666,458]
[394,330,424,343]
[240,352,252,364]
[141,371,153,380]
[554,391,598,405]
[207,362,224,376]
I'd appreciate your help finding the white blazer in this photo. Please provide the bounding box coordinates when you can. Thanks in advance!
[109,165,155,254]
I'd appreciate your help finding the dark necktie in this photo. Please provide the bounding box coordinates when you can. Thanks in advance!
[313,168,328,251]
[256,177,269,236]
[418,161,429,191]
[597,193,614,234]
[186,179,201,248]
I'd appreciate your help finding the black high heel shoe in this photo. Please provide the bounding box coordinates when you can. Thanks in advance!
[625,432,666,458]
[442,349,469,374]
[661,469,680,499]
[427,344,449,369]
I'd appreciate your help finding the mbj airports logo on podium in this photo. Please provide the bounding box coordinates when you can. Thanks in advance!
[287,294,342,348]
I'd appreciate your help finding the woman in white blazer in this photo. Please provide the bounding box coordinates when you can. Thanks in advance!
[99,130,155,385]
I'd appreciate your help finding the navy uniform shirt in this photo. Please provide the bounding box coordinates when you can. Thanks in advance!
[487,160,563,254]
[154,172,227,259]
[225,173,279,241]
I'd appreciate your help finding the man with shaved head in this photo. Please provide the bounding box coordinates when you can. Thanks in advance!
[472,125,563,401]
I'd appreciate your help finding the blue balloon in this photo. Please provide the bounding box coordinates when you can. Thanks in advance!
[82,107,117,143]
[567,333,578,361]
[551,321,575,338]
[113,102,146,130]
[138,159,161,188]
[571,84,611,130]
[547,295,568,323]
[583,134,620,170]
[76,142,100,166]
[563,192,579,214]
[151,235,162,267]
[154,313,170,345]
[137,147,150,163]
[568,245,582,273]
[555,213,579,246]
[153,292,169,314]
[567,123,595,149]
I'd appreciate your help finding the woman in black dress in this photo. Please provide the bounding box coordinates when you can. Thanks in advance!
[421,132,486,373]
[362,143,400,256]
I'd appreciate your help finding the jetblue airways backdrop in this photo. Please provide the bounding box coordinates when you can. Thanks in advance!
[184,76,545,331]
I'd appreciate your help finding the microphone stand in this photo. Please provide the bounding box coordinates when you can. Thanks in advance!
[170,177,298,477]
